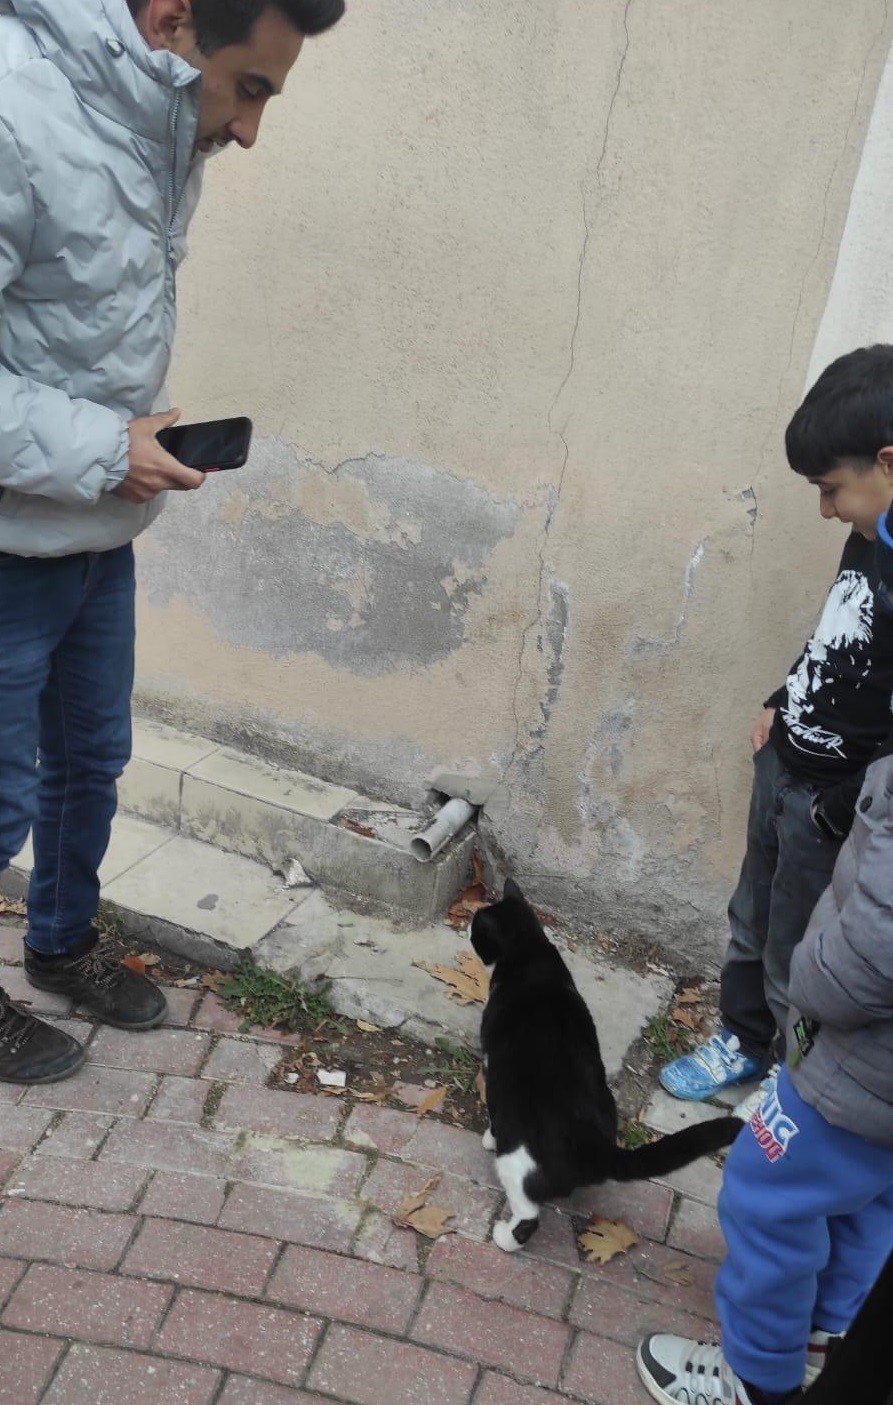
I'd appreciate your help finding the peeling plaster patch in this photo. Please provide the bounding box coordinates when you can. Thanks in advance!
[533,577,570,736]
[143,438,520,675]
[573,701,645,882]
[737,486,758,528]
[579,700,636,796]
[628,538,707,659]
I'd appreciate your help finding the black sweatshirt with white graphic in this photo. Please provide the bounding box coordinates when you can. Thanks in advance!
[766,532,893,830]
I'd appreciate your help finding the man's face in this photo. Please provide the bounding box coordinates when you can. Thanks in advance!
[170,7,305,151]
[809,456,893,539]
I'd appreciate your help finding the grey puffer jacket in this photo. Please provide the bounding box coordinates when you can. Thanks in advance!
[0,0,204,556]
[787,745,893,1147]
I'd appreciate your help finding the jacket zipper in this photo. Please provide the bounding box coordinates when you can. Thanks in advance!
[166,90,182,265]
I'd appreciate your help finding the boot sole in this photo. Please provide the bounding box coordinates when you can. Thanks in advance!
[0,1043,87,1085]
[24,976,168,1032]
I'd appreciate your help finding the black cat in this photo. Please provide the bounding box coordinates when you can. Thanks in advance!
[471,879,741,1251]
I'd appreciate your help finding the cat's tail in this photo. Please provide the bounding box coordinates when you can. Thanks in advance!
[604,1116,741,1182]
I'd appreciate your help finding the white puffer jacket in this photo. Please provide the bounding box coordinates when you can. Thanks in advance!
[0,0,204,555]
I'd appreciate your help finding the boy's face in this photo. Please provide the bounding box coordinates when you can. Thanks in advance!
[809,452,893,538]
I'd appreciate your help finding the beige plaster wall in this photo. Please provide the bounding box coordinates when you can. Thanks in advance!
[136,0,893,961]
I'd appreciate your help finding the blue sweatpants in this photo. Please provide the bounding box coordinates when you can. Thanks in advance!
[716,1065,893,1395]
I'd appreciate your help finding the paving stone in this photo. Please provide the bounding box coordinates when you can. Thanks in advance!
[88,1025,211,1075]
[201,1036,282,1084]
[654,1153,725,1206]
[561,1327,653,1403]
[158,985,201,1027]
[24,1066,156,1118]
[361,1160,499,1242]
[138,1171,228,1226]
[6,1157,147,1212]
[146,1074,208,1125]
[212,1085,342,1141]
[403,1119,501,1189]
[0,1200,135,1270]
[351,1209,420,1270]
[667,1197,726,1262]
[0,1105,54,1152]
[99,1120,238,1178]
[425,1234,574,1319]
[123,1218,279,1296]
[0,1154,19,1189]
[130,717,219,772]
[229,1136,367,1197]
[0,1258,25,1310]
[218,1184,363,1251]
[412,1282,570,1389]
[267,1244,422,1333]
[475,1375,574,1405]
[0,965,72,1014]
[643,1089,732,1136]
[2,1263,172,1349]
[33,1112,114,1160]
[502,1207,581,1271]
[156,1288,322,1388]
[569,1274,717,1346]
[578,1240,718,1322]
[185,746,357,823]
[0,1327,64,1404]
[342,1103,421,1156]
[0,1081,23,1105]
[307,1322,477,1405]
[0,926,25,962]
[217,1382,331,1405]
[191,993,302,1043]
[41,1343,220,1405]
[562,1178,673,1243]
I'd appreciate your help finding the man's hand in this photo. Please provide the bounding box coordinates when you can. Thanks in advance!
[750,707,776,753]
[113,409,205,504]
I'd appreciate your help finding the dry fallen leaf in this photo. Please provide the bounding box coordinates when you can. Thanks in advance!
[577,1216,639,1265]
[340,817,377,840]
[0,897,26,917]
[413,950,490,1006]
[445,851,494,930]
[416,1085,448,1118]
[474,1068,487,1104]
[122,954,147,975]
[675,988,702,1005]
[201,971,226,991]
[392,1176,456,1239]
[356,1019,381,1033]
[663,1260,695,1287]
[671,1007,701,1031]
[352,1088,391,1104]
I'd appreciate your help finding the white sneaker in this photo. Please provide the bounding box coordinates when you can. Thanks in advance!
[733,1062,780,1122]
[636,1334,755,1405]
[804,1327,845,1386]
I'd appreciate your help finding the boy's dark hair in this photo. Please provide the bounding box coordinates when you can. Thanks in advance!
[786,344,893,477]
[125,0,344,46]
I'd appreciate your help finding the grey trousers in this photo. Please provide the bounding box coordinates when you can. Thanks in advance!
[720,740,842,1060]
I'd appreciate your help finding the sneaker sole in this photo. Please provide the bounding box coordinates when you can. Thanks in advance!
[0,1043,87,1085]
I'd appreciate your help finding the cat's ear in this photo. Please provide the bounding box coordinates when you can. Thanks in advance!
[503,877,525,903]
[470,907,503,966]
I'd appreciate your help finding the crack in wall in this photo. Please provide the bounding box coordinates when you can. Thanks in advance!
[628,538,707,658]
[506,0,634,777]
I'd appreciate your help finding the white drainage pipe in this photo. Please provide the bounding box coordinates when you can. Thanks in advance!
[410,797,476,862]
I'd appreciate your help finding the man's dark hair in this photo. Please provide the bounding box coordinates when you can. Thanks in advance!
[126,0,344,47]
[786,344,893,477]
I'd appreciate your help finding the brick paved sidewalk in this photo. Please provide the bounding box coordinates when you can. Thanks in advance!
[0,927,726,1405]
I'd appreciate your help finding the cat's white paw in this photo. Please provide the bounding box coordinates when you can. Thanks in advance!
[493,1220,523,1253]
[482,1127,496,1152]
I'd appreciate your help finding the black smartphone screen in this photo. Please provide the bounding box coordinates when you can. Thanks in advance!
[156,417,252,471]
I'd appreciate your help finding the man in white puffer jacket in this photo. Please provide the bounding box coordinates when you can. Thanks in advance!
[0,0,344,1082]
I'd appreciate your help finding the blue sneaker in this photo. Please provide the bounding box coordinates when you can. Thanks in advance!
[659,1028,767,1101]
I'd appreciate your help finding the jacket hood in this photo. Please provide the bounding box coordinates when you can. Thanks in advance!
[9,0,200,142]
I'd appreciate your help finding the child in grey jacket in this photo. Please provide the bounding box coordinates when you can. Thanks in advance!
[636,501,893,1405]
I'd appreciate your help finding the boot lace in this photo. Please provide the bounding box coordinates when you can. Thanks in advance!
[69,945,128,991]
[0,987,40,1055]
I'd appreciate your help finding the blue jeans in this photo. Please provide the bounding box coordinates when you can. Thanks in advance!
[0,545,135,955]
[720,740,842,1060]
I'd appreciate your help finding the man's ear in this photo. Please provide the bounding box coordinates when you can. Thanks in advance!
[136,0,196,54]
[875,445,893,478]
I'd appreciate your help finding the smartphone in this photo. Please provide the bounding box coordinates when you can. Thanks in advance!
[156,416,253,472]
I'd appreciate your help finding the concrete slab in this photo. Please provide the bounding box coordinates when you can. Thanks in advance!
[253,891,671,1074]
[643,1087,732,1135]
[12,815,172,887]
[185,748,359,822]
[131,718,220,771]
[102,834,306,965]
